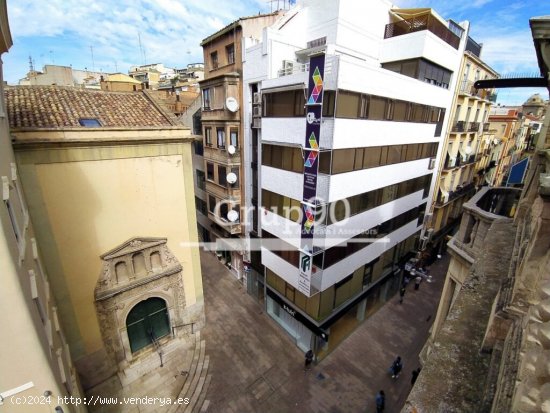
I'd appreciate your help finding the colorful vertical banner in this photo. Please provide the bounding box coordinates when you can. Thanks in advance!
[299,53,325,297]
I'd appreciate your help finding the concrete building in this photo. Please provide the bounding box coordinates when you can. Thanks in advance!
[404,15,550,413]
[0,5,85,412]
[487,106,523,186]
[5,86,205,398]
[243,0,467,357]
[100,73,144,92]
[427,34,498,254]
[198,11,282,280]
[19,64,106,89]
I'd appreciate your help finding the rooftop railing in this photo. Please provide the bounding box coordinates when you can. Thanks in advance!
[384,14,460,49]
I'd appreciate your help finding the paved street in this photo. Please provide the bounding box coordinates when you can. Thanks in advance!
[200,250,449,413]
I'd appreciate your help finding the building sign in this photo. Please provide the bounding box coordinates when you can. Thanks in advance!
[299,53,325,297]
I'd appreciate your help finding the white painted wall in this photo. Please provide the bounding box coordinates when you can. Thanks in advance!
[262,247,301,287]
[261,165,303,201]
[321,220,420,290]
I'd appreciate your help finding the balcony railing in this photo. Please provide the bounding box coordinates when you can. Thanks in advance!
[469,122,480,132]
[459,80,494,100]
[483,123,490,132]
[452,121,466,132]
[435,182,476,207]
[384,14,460,49]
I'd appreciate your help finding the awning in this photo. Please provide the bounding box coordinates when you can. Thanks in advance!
[506,157,529,185]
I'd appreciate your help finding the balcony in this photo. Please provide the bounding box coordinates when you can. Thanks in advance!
[435,182,476,207]
[443,153,458,170]
[452,121,466,133]
[468,122,480,133]
[384,13,460,49]
[203,145,241,164]
[483,123,490,132]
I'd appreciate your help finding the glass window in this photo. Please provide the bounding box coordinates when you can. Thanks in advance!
[271,145,283,169]
[226,44,235,65]
[230,129,238,147]
[262,144,272,166]
[216,128,225,148]
[318,151,331,174]
[205,127,212,146]
[323,91,336,117]
[387,145,401,164]
[363,147,381,168]
[202,88,211,109]
[393,100,409,121]
[208,195,216,213]
[368,96,387,120]
[218,165,227,186]
[332,149,355,174]
[264,90,305,117]
[210,51,218,69]
[206,162,214,181]
[336,91,360,118]
[196,170,206,190]
[354,148,364,170]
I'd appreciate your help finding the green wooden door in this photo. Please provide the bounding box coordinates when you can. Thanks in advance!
[126,297,170,353]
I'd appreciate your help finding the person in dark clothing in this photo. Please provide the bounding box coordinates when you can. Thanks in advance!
[390,356,403,378]
[399,286,406,304]
[411,367,421,386]
[375,390,385,413]
[304,349,314,370]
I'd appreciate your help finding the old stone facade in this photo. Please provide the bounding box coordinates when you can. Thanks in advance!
[95,237,192,385]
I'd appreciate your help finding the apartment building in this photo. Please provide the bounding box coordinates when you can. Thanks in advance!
[487,106,523,186]
[427,35,498,253]
[244,0,466,357]
[198,12,281,279]
[19,64,107,89]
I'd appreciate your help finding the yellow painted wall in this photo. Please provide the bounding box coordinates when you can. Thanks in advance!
[16,140,203,359]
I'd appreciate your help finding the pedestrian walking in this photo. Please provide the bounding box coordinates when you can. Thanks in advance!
[390,356,403,378]
[375,390,385,413]
[414,272,422,290]
[411,367,421,386]
[399,286,406,304]
[304,349,314,370]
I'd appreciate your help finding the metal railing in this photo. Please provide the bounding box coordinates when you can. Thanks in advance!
[384,14,460,49]
[148,328,164,367]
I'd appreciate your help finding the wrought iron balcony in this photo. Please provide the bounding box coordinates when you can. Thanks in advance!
[469,122,480,132]
[452,121,466,133]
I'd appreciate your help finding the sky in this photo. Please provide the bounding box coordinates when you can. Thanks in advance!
[3,0,548,105]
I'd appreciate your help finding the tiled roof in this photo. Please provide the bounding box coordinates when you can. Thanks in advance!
[5,86,175,129]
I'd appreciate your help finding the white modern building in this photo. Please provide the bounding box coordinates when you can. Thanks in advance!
[243,0,468,357]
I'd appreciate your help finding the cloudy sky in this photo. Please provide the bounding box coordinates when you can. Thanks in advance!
[3,0,548,105]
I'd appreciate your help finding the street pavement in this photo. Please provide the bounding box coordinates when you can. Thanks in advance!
[200,249,449,413]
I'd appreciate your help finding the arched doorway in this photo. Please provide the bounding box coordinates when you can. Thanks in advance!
[126,297,170,353]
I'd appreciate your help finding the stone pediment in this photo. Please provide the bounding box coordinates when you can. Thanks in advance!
[96,237,181,300]
[100,237,167,260]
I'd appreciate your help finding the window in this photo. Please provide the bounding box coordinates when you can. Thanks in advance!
[206,162,214,181]
[262,144,302,173]
[202,88,211,109]
[196,170,206,190]
[208,195,216,213]
[368,96,387,120]
[217,128,225,148]
[263,90,306,117]
[226,43,235,65]
[230,129,238,147]
[78,118,101,127]
[194,141,204,155]
[210,51,218,69]
[332,149,355,174]
[336,90,361,118]
[195,196,207,214]
[204,127,212,146]
[218,165,227,186]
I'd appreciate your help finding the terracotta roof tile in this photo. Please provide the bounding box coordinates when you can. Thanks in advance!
[5,86,175,129]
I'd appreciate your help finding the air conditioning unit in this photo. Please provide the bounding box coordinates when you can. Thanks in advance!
[282,60,294,74]
[253,92,261,104]
[252,117,261,129]
[252,105,262,117]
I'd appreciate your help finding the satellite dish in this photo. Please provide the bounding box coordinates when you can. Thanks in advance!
[228,145,236,155]
[226,97,239,112]
[227,210,239,222]
[226,172,237,184]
